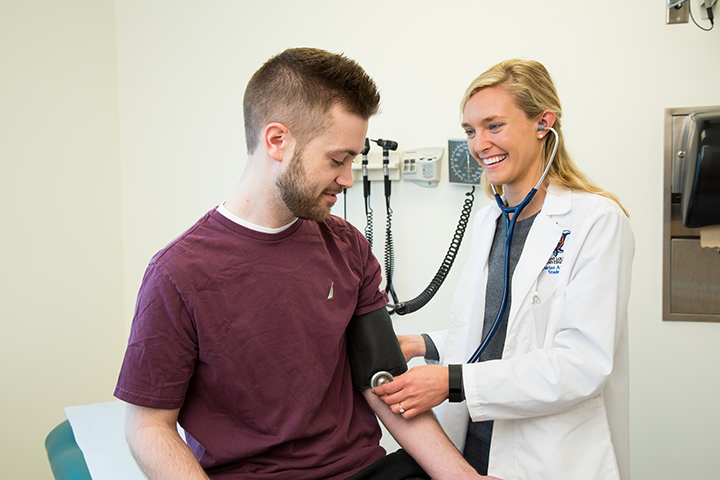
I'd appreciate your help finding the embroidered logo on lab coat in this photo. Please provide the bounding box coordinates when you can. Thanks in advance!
[543,230,571,275]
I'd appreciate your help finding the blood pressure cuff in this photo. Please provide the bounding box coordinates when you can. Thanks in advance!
[346,307,408,390]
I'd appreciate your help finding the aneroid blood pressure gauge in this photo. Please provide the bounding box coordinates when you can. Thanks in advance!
[448,139,482,185]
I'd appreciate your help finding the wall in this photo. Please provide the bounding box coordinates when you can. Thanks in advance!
[115,1,720,477]
[0,1,125,478]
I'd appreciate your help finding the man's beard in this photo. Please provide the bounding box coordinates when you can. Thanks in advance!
[276,149,338,223]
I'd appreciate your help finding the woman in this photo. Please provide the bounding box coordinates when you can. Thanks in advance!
[373,60,634,480]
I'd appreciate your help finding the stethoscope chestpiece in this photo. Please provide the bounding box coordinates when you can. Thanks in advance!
[370,371,394,389]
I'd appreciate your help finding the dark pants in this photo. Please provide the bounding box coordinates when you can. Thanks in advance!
[463,421,492,475]
[345,450,431,480]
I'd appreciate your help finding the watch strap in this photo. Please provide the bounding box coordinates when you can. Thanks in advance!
[448,364,465,403]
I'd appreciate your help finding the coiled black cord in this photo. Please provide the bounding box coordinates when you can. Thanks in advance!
[384,197,399,304]
[391,186,475,315]
[364,198,374,248]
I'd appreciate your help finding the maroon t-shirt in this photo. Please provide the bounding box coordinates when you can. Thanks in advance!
[115,209,388,479]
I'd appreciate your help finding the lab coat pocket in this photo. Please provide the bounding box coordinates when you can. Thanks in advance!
[529,287,564,349]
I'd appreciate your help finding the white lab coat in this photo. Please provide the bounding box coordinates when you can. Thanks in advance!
[428,184,634,480]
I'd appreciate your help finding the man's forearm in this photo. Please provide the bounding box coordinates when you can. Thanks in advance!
[125,405,210,480]
[362,390,483,480]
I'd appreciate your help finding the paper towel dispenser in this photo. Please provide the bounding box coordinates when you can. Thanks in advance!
[664,106,720,323]
[678,109,720,228]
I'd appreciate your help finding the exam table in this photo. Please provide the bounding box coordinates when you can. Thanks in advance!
[45,419,92,480]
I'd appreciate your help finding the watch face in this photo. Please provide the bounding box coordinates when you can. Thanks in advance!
[448,139,482,184]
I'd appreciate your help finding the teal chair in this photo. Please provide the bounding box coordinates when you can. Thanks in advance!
[45,420,92,480]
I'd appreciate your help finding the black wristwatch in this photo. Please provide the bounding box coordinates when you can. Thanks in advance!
[448,364,465,403]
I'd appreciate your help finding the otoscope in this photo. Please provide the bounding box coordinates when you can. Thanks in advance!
[362,138,373,247]
[371,138,399,304]
[373,138,398,199]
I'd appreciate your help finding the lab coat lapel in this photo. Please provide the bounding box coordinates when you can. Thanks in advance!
[508,187,572,330]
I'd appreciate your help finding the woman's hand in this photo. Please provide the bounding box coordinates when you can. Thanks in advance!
[372,365,449,419]
[397,334,426,362]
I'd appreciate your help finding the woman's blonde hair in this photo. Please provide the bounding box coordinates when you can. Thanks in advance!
[461,59,628,216]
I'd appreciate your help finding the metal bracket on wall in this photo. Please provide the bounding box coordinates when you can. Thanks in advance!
[667,1,689,24]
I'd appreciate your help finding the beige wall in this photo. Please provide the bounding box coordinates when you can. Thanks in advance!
[0,1,125,478]
[3,1,720,478]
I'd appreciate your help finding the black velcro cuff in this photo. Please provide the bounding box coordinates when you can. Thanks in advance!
[346,307,408,390]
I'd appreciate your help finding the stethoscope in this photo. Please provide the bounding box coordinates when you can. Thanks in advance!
[466,124,559,364]
[369,124,559,389]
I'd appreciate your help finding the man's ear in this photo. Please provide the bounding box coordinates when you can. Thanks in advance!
[263,122,294,162]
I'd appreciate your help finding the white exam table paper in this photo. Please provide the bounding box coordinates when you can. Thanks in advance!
[64,401,147,480]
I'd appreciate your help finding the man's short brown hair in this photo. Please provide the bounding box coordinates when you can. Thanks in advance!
[243,48,381,154]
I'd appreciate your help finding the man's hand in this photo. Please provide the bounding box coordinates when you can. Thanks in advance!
[372,365,449,419]
[397,334,426,362]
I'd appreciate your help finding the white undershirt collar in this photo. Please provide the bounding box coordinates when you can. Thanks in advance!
[217,202,298,234]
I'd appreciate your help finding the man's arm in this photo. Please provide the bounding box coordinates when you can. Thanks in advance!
[362,390,501,480]
[125,404,210,480]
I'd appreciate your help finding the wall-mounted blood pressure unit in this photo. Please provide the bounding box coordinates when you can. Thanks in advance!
[345,137,482,387]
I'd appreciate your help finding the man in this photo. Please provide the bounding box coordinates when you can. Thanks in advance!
[115,47,492,480]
